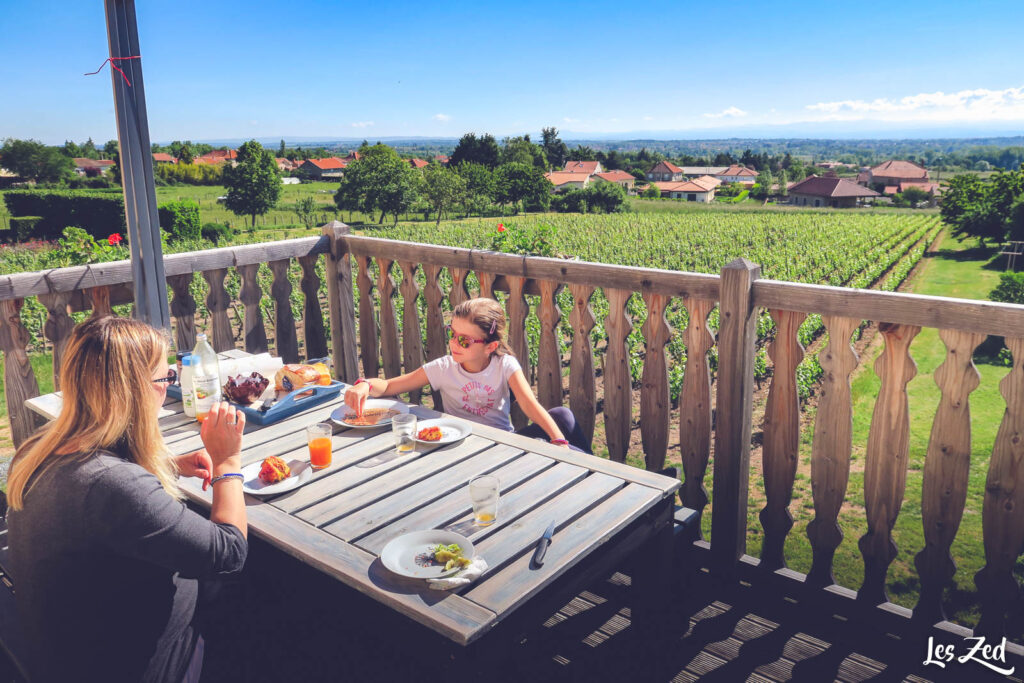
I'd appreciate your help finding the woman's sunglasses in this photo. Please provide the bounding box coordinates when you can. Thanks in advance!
[446,324,487,349]
[153,368,178,384]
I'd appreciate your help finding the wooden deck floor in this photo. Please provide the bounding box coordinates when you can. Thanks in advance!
[194,529,1023,683]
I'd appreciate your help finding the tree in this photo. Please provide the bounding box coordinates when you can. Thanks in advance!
[294,196,319,229]
[900,186,930,206]
[454,162,495,216]
[0,138,74,183]
[567,145,596,161]
[222,140,282,227]
[494,162,550,212]
[500,136,547,169]
[103,139,119,160]
[777,169,788,198]
[584,181,626,213]
[642,184,661,199]
[422,163,467,225]
[541,127,568,170]
[334,143,421,225]
[278,139,286,156]
[176,142,194,165]
[448,133,500,169]
[750,170,773,200]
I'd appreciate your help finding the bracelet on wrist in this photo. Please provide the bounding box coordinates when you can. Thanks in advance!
[550,438,569,446]
[210,473,244,485]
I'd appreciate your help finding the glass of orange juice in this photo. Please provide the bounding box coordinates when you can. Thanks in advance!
[469,475,499,526]
[306,423,333,470]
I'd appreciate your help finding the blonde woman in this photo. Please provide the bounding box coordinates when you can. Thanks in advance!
[7,316,248,683]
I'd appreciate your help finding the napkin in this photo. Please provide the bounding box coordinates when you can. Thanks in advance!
[427,556,488,591]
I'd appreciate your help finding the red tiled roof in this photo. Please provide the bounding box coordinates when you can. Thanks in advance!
[789,175,881,198]
[884,185,900,195]
[545,172,589,185]
[152,153,177,163]
[304,157,347,170]
[409,158,429,168]
[870,159,928,180]
[344,151,362,161]
[434,155,449,163]
[653,181,713,193]
[563,160,600,174]
[73,158,114,168]
[899,181,940,194]
[856,171,871,184]
[691,175,721,191]
[594,170,635,182]
[719,164,758,177]
[650,161,683,175]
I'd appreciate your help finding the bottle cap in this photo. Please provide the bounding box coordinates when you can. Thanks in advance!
[182,355,192,366]
[176,351,191,361]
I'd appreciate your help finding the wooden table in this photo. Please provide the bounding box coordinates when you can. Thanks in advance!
[27,382,680,655]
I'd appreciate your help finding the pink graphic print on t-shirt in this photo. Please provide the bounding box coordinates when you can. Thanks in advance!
[460,380,496,417]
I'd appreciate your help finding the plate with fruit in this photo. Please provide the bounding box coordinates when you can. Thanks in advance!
[240,455,313,497]
[379,530,475,579]
[413,418,471,445]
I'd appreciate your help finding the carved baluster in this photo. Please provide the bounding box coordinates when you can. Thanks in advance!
[201,269,234,352]
[399,261,424,404]
[641,293,672,471]
[536,279,563,409]
[568,284,596,446]
[269,260,298,363]
[477,272,497,300]
[356,256,380,379]
[88,286,112,318]
[603,288,633,463]
[913,329,984,624]
[237,264,268,354]
[449,267,470,307]
[974,336,1024,638]
[38,292,74,390]
[806,316,860,587]
[299,254,328,360]
[506,276,531,430]
[759,309,807,570]
[857,322,920,606]
[168,274,196,353]
[422,263,446,410]
[0,299,42,447]
[679,297,715,533]
[376,258,401,379]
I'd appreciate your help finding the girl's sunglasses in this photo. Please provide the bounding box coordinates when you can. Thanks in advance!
[446,324,487,349]
[153,368,178,384]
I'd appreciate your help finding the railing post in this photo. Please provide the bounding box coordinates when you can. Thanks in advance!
[711,258,760,576]
[323,221,359,383]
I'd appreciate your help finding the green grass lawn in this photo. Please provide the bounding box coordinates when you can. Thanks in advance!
[778,232,1014,630]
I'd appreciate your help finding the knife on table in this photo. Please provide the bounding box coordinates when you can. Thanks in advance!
[532,521,556,567]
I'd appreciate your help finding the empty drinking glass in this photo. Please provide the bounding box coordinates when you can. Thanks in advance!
[469,475,499,526]
[392,413,417,453]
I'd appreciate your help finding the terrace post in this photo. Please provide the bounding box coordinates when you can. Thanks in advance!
[323,222,359,383]
[710,258,760,577]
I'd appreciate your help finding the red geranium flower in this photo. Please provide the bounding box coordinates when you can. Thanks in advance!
[108,233,123,246]
[497,223,505,233]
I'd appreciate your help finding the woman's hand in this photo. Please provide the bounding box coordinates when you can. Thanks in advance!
[344,382,371,416]
[175,449,213,487]
[200,402,244,469]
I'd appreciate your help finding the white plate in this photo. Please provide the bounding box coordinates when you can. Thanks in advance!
[413,417,471,445]
[331,399,410,429]
[240,459,314,497]
[379,530,475,580]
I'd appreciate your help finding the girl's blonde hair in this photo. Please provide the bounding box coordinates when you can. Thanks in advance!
[452,298,514,357]
[7,316,180,510]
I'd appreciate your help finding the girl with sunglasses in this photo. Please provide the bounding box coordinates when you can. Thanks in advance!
[344,298,591,452]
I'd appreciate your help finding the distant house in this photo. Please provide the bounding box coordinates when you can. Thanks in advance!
[343,151,362,162]
[72,158,115,176]
[545,171,590,192]
[691,175,721,191]
[864,160,929,194]
[717,164,759,185]
[409,158,429,169]
[898,180,941,196]
[648,161,684,182]
[276,157,298,172]
[434,155,450,165]
[299,157,347,179]
[789,175,880,208]
[680,166,728,177]
[152,153,177,164]
[563,160,603,176]
[653,180,715,202]
[592,170,636,192]
[196,149,238,164]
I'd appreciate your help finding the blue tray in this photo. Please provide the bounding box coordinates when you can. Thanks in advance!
[167,381,347,426]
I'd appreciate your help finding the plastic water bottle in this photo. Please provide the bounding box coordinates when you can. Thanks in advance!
[180,354,196,418]
[191,334,221,422]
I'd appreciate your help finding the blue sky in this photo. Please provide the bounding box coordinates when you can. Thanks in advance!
[2,0,1024,144]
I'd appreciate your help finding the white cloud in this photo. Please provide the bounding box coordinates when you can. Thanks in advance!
[703,106,748,119]
[432,113,451,122]
[642,115,654,121]
[563,117,579,123]
[806,85,1024,122]
[350,121,374,128]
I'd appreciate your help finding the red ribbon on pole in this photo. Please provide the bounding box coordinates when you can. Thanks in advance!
[84,56,141,86]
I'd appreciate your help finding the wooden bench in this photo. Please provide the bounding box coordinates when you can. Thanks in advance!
[0,493,29,682]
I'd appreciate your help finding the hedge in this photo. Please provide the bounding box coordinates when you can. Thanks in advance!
[9,216,43,241]
[3,190,126,241]
[158,199,201,241]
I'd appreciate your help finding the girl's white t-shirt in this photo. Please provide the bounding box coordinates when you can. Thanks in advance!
[422,354,522,431]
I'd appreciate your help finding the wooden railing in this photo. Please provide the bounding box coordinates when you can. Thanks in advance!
[2,221,1023,651]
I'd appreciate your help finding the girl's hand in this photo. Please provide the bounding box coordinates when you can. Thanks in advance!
[200,402,245,467]
[176,449,213,487]
[345,382,371,416]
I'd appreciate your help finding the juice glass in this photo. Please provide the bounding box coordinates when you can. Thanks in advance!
[392,413,417,453]
[307,423,333,469]
[469,475,499,526]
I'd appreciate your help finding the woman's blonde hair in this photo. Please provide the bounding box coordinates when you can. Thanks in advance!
[7,316,180,510]
[452,298,514,357]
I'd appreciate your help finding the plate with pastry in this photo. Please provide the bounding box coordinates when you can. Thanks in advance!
[240,456,313,497]
[274,363,330,392]
[330,399,410,429]
[413,418,471,445]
